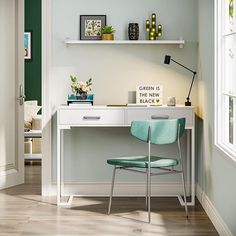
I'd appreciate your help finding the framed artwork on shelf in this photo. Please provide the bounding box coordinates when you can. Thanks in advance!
[136,85,163,106]
[24,31,32,61]
[80,15,106,40]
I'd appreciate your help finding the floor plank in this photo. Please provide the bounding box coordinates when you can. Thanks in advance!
[0,165,219,236]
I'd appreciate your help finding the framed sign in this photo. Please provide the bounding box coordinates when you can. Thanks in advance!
[80,15,106,40]
[136,85,163,105]
[24,31,32,61]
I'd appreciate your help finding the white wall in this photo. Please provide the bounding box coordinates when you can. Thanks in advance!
[47,0,198,193]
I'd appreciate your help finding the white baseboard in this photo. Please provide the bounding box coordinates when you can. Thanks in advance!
[46,182,191,197]
[196,184,233,236]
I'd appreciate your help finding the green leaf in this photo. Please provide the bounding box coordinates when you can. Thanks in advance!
[102,25,115,34]
[70,75,77,83]
[86,78,92,86]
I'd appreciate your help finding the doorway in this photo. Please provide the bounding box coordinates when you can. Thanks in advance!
[24,0,42,192]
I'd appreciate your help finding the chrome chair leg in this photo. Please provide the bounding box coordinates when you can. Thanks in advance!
[147,167,151,223]
[177,130,188,218]
[108,166,116,215]
[181,172,188,217]
[145,168,148,210]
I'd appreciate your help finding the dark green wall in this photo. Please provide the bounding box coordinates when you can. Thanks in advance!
[25,0,41,105]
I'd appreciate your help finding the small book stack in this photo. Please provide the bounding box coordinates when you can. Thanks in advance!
[67,94,94,106]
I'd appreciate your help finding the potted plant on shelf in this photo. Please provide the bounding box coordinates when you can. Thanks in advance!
[102,25,115,40]
[70,75,92,100]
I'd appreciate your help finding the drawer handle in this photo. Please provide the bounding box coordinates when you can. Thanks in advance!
[83,116,101,120]
[151,115,169,120]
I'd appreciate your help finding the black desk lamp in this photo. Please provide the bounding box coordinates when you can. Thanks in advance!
[164,55,197,106]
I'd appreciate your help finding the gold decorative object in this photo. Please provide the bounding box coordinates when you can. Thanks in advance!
[146,13,162,40]
[102,34,114,40]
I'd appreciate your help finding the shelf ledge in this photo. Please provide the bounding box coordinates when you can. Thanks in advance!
[64,39,185,48]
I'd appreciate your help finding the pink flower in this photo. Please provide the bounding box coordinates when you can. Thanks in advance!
[70,76,92,94]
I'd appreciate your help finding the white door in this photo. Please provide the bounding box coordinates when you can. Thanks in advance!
[0,0,24,189]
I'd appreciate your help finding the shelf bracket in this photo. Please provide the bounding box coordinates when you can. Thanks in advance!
[179,37,184,48]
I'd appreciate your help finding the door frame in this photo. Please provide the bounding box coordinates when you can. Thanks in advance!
[41,0,53,195]
[15,0,25,186]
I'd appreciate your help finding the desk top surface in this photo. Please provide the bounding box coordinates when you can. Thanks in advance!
[58,105,195,110]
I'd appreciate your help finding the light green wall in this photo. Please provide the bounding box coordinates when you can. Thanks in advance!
[198,0,236,234]
[51,0,199,185]
[53,126,188,182]
[51,0,198,106]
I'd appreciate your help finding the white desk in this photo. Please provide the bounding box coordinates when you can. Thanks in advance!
[57,105,195,207]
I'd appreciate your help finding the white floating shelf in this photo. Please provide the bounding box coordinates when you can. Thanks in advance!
[64,39,185,48]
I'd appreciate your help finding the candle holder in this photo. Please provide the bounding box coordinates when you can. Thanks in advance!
[128,23,139,40]
[146,13,162,40]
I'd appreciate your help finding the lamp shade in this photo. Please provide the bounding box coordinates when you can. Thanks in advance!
[164,55,171,64]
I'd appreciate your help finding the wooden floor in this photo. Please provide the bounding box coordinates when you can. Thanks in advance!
[0,165,219,236]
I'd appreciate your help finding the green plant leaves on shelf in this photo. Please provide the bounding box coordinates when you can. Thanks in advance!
[102,25,116,34]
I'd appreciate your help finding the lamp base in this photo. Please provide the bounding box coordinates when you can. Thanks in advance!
[185,101,191,106]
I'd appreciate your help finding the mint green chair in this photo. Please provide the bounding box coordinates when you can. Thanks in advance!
[107,118,188,223]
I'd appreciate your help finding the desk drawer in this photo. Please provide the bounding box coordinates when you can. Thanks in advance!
[126,108,194,127]
[59,109,124,126]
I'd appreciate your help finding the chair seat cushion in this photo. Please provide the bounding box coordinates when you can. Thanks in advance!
[107,156,178,168]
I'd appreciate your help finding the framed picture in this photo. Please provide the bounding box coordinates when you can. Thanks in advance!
[80,15,106,40]
[24,31,32,61]
[136,85,163,106]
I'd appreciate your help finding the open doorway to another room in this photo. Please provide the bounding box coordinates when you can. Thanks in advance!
[24,0,42,193]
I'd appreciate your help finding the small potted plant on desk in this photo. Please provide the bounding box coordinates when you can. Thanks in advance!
[102,25,115,40]
[70,75,92,100]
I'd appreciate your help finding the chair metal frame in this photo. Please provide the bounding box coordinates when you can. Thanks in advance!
[108,122,188,223]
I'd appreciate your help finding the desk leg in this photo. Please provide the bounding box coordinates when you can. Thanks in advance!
[178,127,195,206]
[191,127,195,205]
[57,127,61,205]
[57,127,73,207]
[187,130,190,195]
[61,130,65,196]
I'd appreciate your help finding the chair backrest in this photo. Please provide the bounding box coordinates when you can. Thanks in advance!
[130,118,186,145]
